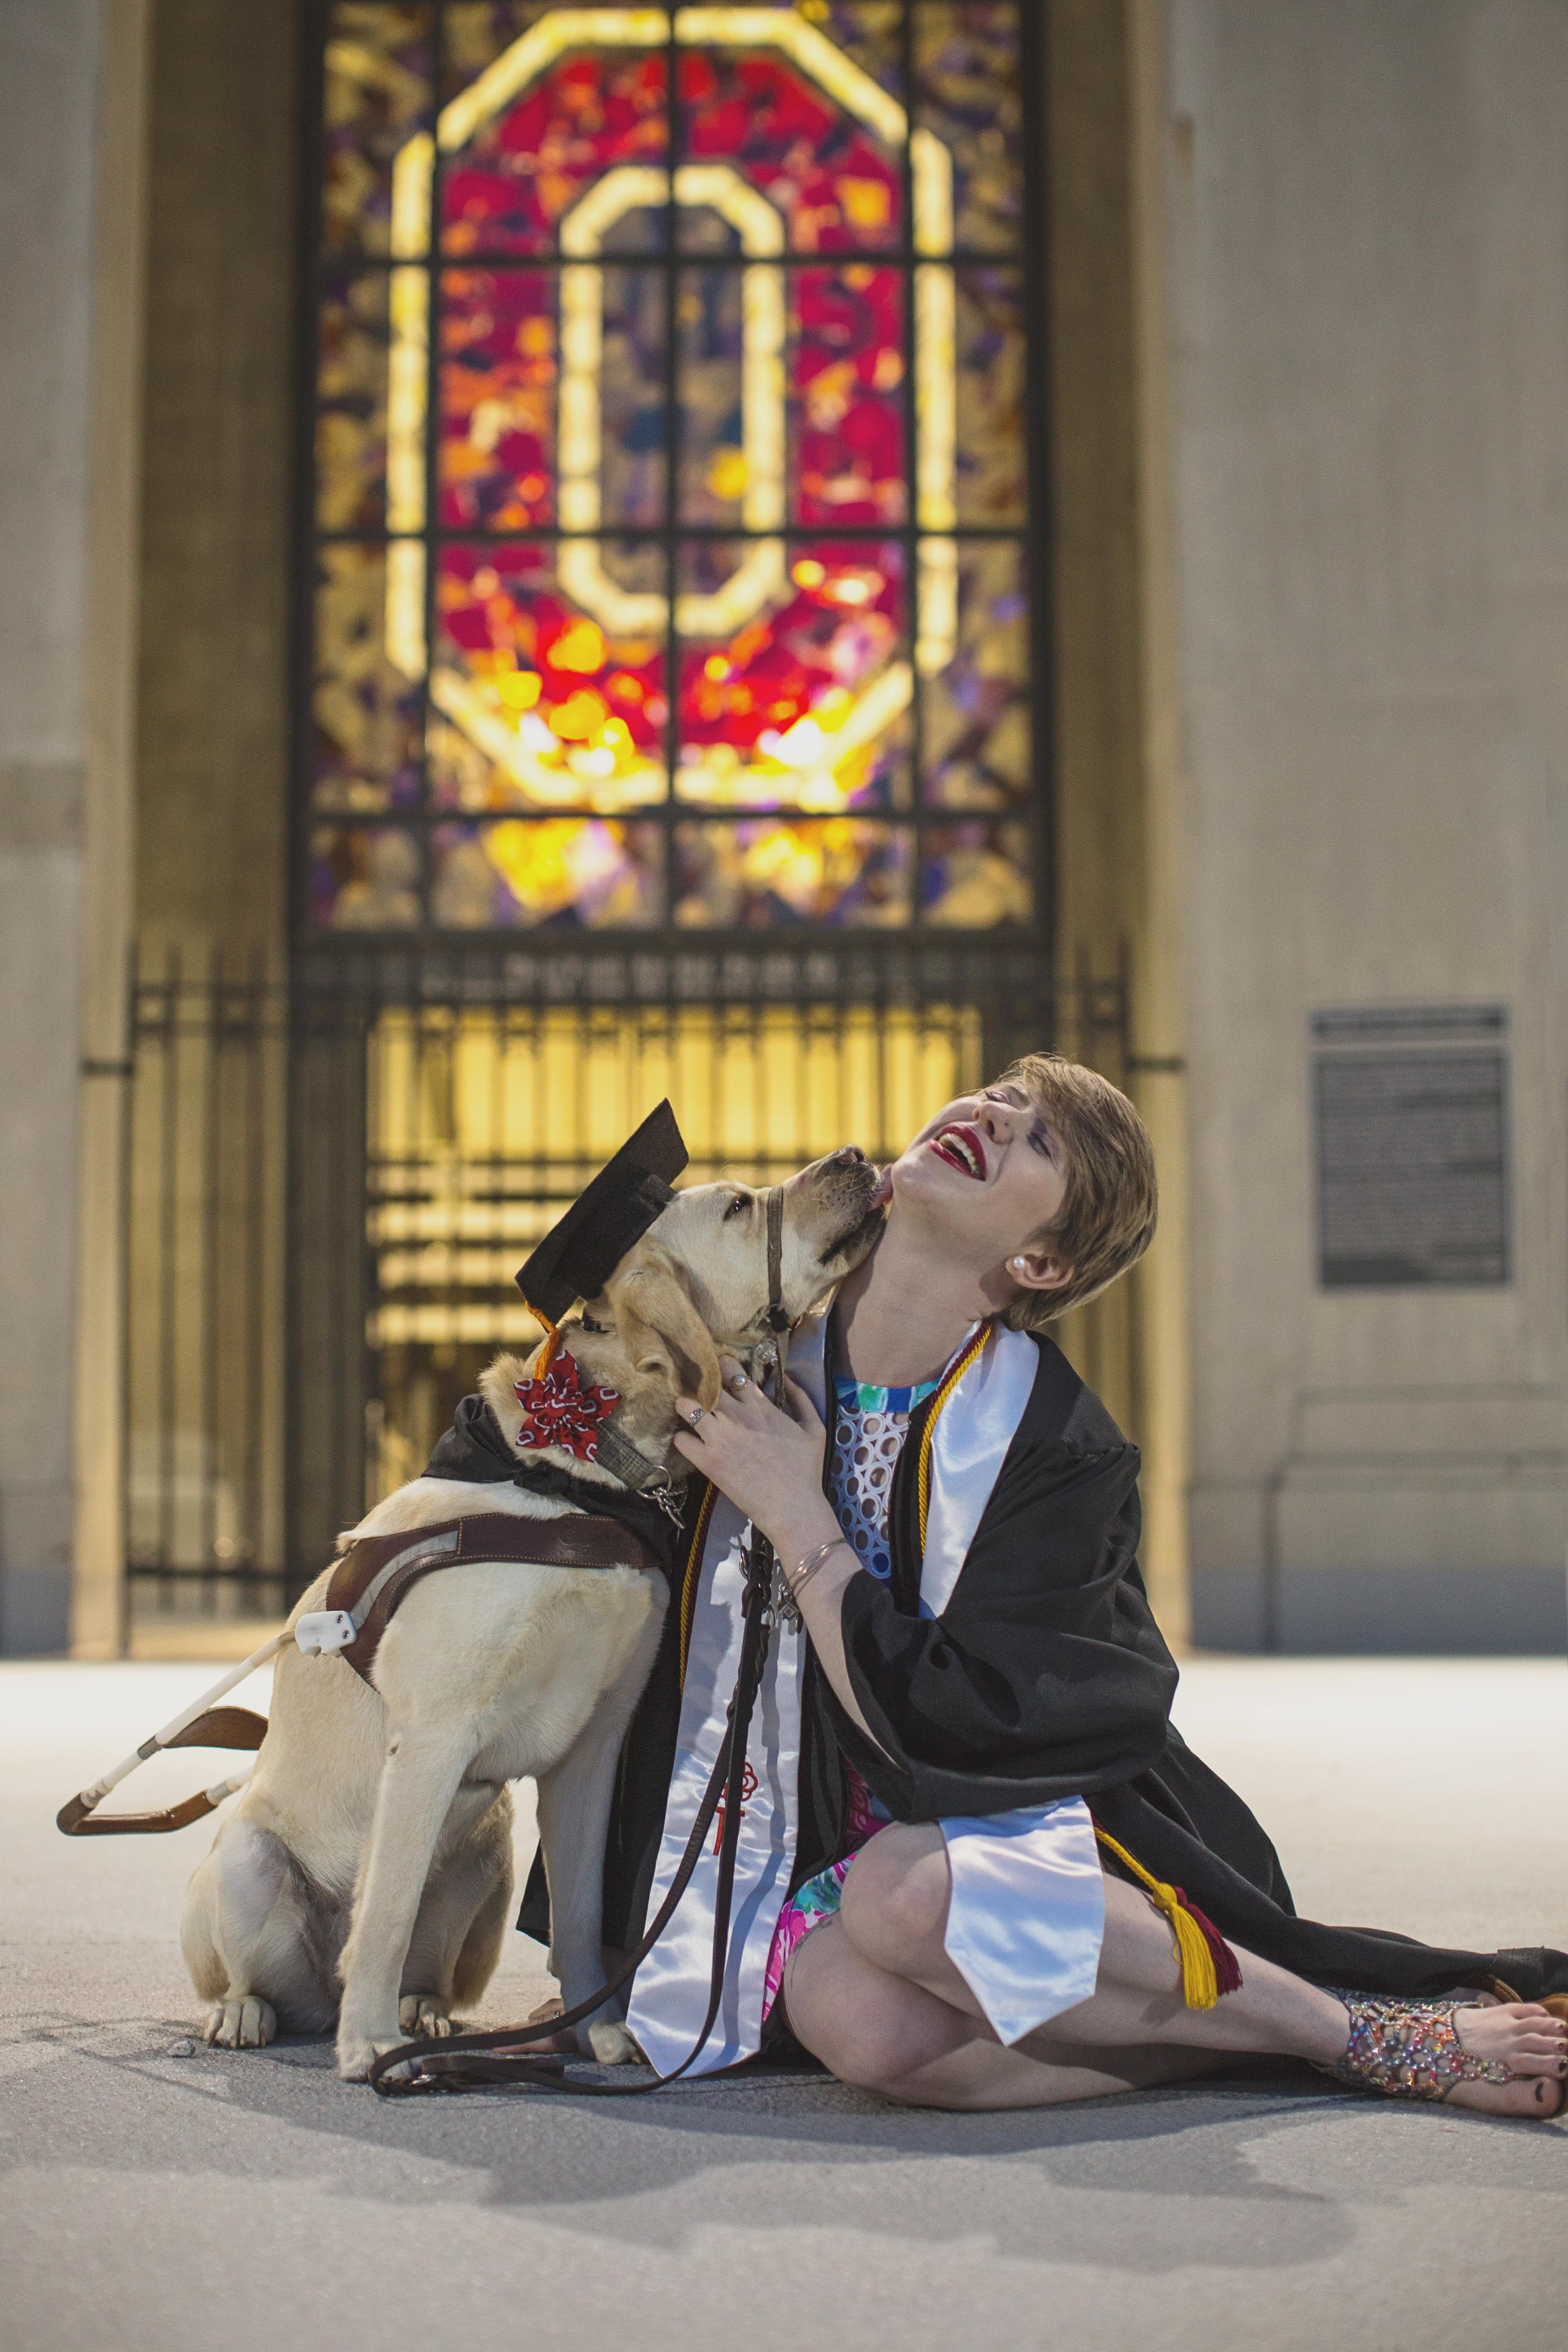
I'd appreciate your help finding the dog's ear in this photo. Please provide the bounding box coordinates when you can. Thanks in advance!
[605,1246,722,1410]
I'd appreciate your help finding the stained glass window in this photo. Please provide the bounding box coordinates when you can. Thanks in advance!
[305,1,1039,934]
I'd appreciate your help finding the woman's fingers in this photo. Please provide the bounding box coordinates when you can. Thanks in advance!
[719,1355,778,1416]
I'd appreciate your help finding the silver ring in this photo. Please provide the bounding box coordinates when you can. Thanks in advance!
[685,1406,708,1429]
[724,1372,749,1395]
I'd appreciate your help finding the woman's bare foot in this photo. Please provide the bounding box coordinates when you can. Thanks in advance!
[1444,2002,1568,2118]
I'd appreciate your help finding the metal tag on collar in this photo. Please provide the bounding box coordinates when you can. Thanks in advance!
[643,1479,684,1527]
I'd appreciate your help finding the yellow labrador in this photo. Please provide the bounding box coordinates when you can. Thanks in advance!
[179,1151,882,2079]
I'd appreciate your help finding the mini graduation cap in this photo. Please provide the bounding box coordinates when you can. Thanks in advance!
[515,1099,689,1326]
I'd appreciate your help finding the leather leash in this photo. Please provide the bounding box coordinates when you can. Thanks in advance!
[369,1518,777,2098]
[764,1183,791,1387]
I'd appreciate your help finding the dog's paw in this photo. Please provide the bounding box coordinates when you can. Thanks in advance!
[586,2019,645,2066]
[336,2031,408,2082]
[398,1995,453,2039]
[201,1996,277,2050]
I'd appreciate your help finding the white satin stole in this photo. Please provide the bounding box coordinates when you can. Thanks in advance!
[625,1312,1104,2074]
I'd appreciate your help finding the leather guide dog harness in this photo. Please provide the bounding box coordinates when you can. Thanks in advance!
[322,1510,657,1685]
[55,1508,658,1835]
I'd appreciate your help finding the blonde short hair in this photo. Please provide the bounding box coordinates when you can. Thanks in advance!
[994,1053,1158,1328]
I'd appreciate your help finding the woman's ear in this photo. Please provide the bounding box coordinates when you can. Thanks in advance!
[1006,1248,1074,1297]
[605,1245,723,1409]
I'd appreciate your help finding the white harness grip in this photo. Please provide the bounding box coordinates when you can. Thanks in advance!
[293,1609,357,1656]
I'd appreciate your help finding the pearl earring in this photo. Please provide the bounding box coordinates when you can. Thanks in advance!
[1011,1257,1027,1272]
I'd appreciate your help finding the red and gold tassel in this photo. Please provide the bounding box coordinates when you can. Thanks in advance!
[1093,1827,1243,2009]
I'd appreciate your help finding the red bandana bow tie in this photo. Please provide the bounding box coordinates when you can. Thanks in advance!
[514,1350,621,1463]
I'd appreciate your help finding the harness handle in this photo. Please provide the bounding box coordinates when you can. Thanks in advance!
[56,1633,287,1836]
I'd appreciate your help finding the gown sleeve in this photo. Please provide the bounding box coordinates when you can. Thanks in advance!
[831,1435,1180,1821]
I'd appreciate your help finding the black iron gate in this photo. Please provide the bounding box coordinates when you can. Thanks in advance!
[124,939,1122,1627]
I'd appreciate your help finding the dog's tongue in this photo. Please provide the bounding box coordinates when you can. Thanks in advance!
[871,1166,893,1208]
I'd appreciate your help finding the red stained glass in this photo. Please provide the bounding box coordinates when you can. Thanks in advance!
[791,269,906,527]
[308,5,1039,937]
[432,542,667,813]
[441,51,668,256]
[438,268,556,528]
[676,541,907,811]
[679,47,902,253]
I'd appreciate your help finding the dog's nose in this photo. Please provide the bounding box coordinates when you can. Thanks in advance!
[827,1145,867,1167]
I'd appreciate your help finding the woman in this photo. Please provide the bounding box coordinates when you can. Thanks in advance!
[539,1058,1568,2115]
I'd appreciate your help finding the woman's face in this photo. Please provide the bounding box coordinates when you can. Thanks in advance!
[884,1079,1073,1295]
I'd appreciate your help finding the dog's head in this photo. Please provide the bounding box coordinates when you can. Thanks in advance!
[480,1145,884,1482]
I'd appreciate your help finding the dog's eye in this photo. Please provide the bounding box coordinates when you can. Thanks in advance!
[723,1195,749,1222]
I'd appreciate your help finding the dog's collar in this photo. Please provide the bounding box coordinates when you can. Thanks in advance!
[591,1416,683,1518]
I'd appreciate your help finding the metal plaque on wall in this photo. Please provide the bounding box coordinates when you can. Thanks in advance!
[1311,1006,1510,1288]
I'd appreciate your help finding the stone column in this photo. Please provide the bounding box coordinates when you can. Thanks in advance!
[74,0,153,1658]
[1045,0,1192,1644]
[0,1,103,1654]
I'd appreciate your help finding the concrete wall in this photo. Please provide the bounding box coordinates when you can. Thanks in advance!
[0,1,102,1653]
[135,0,295,963]
[1171,0,1568,1650]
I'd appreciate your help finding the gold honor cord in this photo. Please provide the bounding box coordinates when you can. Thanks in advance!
[677,1483,719,1691]
[914,1322,994,1555]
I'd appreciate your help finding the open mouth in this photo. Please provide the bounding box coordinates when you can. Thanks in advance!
[929,1125,987,1180]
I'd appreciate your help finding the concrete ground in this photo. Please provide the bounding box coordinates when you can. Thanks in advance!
[2,1657,1565,2352]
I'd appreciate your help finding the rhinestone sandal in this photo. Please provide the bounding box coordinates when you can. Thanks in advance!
[1319,1994,1519,2103]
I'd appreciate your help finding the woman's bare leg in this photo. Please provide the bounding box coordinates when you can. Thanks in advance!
[783,1914,1222,2111]
[783,1823,1568,2117]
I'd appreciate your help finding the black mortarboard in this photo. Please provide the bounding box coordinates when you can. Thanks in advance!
[515,1099,689,1324]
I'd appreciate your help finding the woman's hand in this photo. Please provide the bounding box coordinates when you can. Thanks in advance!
[672,1355,842,1569]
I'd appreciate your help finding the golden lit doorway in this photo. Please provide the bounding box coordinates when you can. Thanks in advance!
[363,993,978,1500]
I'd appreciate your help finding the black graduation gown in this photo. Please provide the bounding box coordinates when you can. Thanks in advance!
[519,1332,1568,2004]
